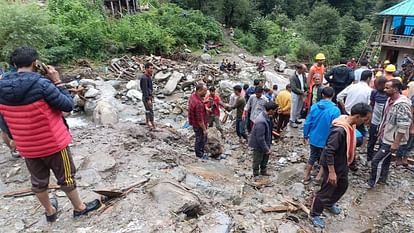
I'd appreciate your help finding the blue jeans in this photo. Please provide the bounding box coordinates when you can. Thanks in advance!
[193,127,206,158]
[236,118,248,140]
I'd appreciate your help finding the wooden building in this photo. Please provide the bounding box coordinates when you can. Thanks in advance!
[104,0,150,16]
[377,0,414,67]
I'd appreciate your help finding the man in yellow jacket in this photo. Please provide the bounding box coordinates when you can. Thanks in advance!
[276,84,292,133]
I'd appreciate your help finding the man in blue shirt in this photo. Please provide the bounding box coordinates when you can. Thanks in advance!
[303,87,341,184]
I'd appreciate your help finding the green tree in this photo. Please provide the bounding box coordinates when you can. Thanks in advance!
[340,15,362,58]
[0,0,59,63]
[303,5,341,45]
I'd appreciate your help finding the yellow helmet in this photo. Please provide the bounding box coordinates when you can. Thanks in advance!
[315,53,326,60]
[375,71,383,78]
[385,64,396,72]
[384,60,391,65]
[394,77,402,83]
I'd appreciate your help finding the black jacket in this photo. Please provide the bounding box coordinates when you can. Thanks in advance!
[325,65,354,90]
[320,126,349,174]
[289,72,308,95]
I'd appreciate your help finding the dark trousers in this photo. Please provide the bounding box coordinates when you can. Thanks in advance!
[397,135,414,158]
[367,124,379,161]
[193,127,206,158]
[277,113,290,132]
[143,98,154,122]
[369,143,392,186]
[236,118,248,140]
[252,150,269,176]
[311,167,349,216]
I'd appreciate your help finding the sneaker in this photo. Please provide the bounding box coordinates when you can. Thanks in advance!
[290,122,298,128]
[326,205,341,215]
[310,216,325,228]
[46,196,58,222]
[201,153,209,160]
[73,199,101,218]
[366,182,375,189]
[10,150,20,159]
[295,120,302,124]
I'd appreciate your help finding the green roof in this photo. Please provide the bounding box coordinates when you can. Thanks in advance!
[379,0,414,16]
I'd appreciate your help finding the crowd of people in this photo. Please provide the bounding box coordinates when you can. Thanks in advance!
[1,46,413,229]
[188,52,414,228]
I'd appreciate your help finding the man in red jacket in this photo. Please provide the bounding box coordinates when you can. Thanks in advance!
[0,47,101,222]
[188,83,208,159]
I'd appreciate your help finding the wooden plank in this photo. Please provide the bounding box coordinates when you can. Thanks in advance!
[110,1,115,16]
[262,205,298,213]
[3,184,61,198]
[126,0,130,13]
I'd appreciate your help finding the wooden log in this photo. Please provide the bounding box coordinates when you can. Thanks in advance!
[285,199,310,215]
[3,184,61,198]
[262,205,298,213]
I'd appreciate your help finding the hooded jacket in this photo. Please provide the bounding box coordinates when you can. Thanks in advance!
[248,111,272,153]
[379,95,412,145]
[0,72,73,158]
[303,99,341,148]
[325,65,354,91]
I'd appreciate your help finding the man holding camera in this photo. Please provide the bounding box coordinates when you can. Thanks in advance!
[0,47,101,222]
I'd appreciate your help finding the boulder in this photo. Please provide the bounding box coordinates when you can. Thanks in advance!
[79,79,97,87]
[163,71,184,96]
[84,100,97,116]
[77,168,102,185]
[88,152,116,172]
[205,136,223,158]
[283,69,296,77]
[84,88,100,98]
[154,71,172,81]
[126,80,138,90]
[126,89,142,101]
[275,58,287,71]
[93,100,119,125]
[149,179,201,217]
[263,71,289,90]
[106,80,122,90]
[198,211,232,233]
[200,54,212,64]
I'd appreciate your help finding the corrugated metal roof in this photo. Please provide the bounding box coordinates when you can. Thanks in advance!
[379,0,414,16]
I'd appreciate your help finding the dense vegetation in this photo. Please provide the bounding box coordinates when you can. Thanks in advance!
[172,0,401,64]
[0,0,402,64]
[0,0,222,64]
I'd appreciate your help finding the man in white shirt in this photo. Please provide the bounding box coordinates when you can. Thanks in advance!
[337,70,373,115]
[354,59,369,83]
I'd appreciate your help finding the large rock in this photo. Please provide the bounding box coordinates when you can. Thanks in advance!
[126,89,142,101]
[149,179,201,217]
[198,211,232,233]
[126,80,138,90]
[275,58,287,71]
[278,222,300,233]
[154,71,171,81]
[84,100,97,116]
[84,88,100,98]
[88,152,116,172]
[93,100,119,125]
[205,136,223,158]
[263,71,290,90]
[200,54,212,64]
[163,71,184,95]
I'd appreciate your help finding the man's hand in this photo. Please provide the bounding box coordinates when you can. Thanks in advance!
[43,64,61,84]
[303,138,308,145]
[203,129,208,137]
[328,172,337,186]
[242,111,247,121]
[303,91,308,96]
[390,143,399,153]
[266,150,272,155]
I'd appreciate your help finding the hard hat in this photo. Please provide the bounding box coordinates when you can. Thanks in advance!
[315,53,326,60]
[375,71,383,78]
[385,64,396,73]
[394,77,402,83]
[384,60,391,65]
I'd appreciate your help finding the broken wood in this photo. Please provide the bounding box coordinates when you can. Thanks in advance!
[3,184,61,198]
[261,205,298,213]
[285,199,310,215]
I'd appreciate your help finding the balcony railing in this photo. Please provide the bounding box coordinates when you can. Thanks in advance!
[381,34,414,48]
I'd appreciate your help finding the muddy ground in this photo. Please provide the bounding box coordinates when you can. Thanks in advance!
[0,115,413,233]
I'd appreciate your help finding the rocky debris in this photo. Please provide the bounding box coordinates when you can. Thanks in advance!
[200,53,212,64]
[205,136,224,158]
[87,152,116,172]
[163,71,184,95]
[274,57,287,72]
[148,179,201,217]
[154,71,171,81]
[126,89,142,102]
[126,80,138,90]
[278,221,301,233]
[93,100,119,125]
[197,211,232,233]
[84,87,100,98]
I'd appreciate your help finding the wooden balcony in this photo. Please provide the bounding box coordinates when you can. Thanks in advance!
[381,34,414,49]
